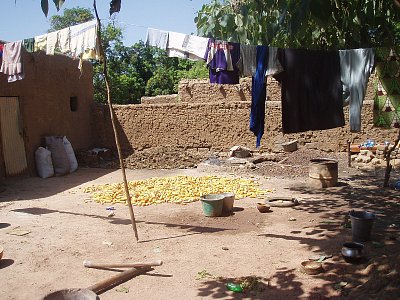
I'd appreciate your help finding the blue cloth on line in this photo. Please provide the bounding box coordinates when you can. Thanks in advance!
[250,45,269,147]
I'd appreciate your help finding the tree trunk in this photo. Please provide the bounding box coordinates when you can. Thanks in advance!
[383,128,400,188]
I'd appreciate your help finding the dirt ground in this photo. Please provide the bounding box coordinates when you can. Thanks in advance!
[0,150,400,300]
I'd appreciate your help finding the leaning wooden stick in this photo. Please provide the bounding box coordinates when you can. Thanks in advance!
[83,260,163,270]
[87,267,153,295]
[93,0,139,241]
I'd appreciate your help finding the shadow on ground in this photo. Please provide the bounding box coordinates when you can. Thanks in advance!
[0,168,115,202]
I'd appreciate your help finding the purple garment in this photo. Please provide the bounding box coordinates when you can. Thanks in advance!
[208,68,239,84]
[204,39,240,84]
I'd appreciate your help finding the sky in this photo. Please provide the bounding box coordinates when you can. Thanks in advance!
[0,0,210,46]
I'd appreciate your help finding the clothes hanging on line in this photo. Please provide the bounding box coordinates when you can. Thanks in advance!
[145,28,169,50]
[265,47,283,76]
[0,40,24,82]
[167,31,189,59]
[1,20,100,81]
[46,31,59,55]
[23,38,35,53]
[57,27,71,54]
[275,48,345,134]
[184,35,209,61]
[167,32,209,61]
[373,47,400,128]
[204,39,240,84]
[250,46,269,147]
[69,20,98,59]
[237,44,257,77]
[339,48,375,132]
[34,34,47,52]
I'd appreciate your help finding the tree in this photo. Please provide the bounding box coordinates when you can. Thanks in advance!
[195,0,400,49]
[49,7,94,32]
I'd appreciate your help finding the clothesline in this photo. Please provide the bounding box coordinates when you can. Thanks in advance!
[144,27,400,146]
[1,21,398,147]
[0,19,100,83]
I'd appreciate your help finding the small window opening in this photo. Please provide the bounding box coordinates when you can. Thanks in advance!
[70,97,78,112]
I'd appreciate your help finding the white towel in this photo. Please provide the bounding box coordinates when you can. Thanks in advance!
[167,32,208,61]
[184,35,209,61]
[146,28,169,50]
[167,31,188,58]
[46,31,58,55]
[34,34,47,52]
[58,27,71,54]
[69,20,97,58]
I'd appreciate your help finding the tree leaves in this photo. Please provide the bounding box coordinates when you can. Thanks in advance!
[39,1,120,17]
[195,0,400,49]
[53,0,65,11]
[41,0,49,17]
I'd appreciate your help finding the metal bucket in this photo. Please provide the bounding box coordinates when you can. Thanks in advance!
[349,210,375,242]
[309,158,338,188]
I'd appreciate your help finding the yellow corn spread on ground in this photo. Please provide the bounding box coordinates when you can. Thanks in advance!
[83,175,272,206]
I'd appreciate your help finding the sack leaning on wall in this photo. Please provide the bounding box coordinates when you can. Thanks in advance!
[45,136,70,175]
[35,147,55,178]
[63,136,78,173]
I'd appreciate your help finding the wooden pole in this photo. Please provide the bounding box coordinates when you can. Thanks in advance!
[347,140,351,167]
[87,267,152,294]
[93,0,139,241]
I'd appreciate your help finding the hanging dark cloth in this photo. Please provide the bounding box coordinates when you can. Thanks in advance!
[250,45,269,147]
[275,48,344,134]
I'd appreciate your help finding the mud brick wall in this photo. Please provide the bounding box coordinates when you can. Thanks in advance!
[92,76,399,155]
[177,77,283,103]
[141,94,179,104]
[0,52,94,176]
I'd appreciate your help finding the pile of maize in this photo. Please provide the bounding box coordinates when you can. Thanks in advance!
[83,175,272,206]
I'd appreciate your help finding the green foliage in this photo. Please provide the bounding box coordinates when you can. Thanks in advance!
[94,33,208,104]
[196,0,400,49]
[49,7,94,32]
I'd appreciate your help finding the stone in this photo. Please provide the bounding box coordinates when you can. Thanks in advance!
[305,142,318,150]
[377,144,388,151]
[281,140,298,152]
[357,155,372,163]
[227,157,248,165]
[392,159,400,167]
[371,157,383,165]
[229,145,252,158]
[355,156,363,163]
[360,150,373,157]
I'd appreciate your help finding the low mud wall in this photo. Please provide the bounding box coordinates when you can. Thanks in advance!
[93,76,399,157]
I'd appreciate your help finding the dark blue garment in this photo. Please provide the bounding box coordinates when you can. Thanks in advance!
[250,46,269,147]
